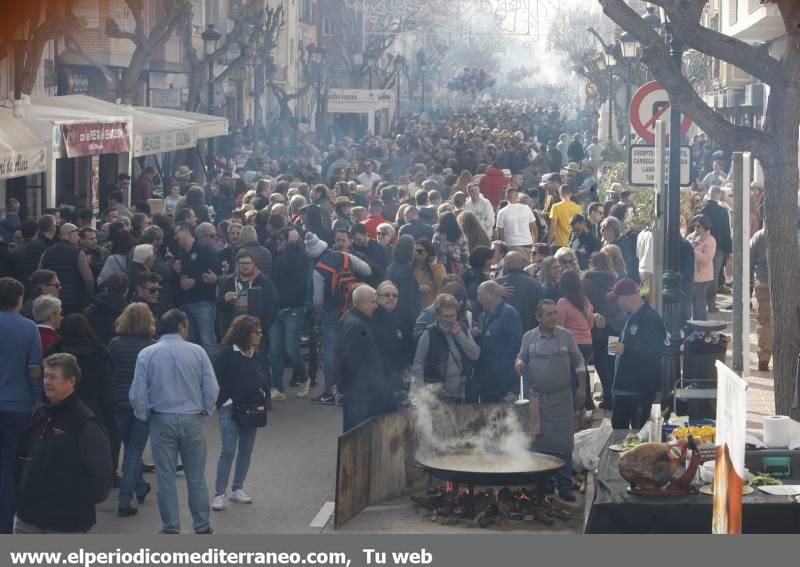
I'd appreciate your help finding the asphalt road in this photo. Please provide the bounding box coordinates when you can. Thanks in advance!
[93,385,341,534]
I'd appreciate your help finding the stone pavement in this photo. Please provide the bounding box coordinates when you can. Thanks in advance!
[714,295,776,432]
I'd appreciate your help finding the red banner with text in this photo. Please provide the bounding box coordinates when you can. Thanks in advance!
[62,122,130,158]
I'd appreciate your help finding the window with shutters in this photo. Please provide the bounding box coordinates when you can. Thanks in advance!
[728,0,738,26]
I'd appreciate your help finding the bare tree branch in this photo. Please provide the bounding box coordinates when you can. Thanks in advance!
[645,0,781,85]
[599,0,770,154]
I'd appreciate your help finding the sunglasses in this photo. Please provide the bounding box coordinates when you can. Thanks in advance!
[379,292,399,298]
[145,287,161,293]
[47,282,62,288]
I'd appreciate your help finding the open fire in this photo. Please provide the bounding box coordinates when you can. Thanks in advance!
[411,484,571,528]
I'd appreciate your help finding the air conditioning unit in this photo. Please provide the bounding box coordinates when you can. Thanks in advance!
[745,82,766,106]
[719,61,752,88]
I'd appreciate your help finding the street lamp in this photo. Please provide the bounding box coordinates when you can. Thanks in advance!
[202,23,222,177]
[622,8,685,394]
[393,55,406,124]
[618,31,638,153]
[416,49,427,113]
[307,43,327,141]
[605,50,616,142]
[365,52,376,90]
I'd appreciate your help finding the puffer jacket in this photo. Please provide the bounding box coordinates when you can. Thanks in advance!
[83,293,129,346]
[108,335,156,410]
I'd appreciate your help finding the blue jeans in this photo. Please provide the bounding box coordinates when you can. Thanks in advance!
[181,301,218,357]
[214,406,257,496]
[269,307,307,391]
[0,411,31,534]
[148,413,210,534]
[115,408,149,509]
[322,310,339,394]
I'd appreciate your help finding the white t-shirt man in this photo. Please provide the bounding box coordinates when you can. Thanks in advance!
[356,171,382,190]
[496,203,535,247]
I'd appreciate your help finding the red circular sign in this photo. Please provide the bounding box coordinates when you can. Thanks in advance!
[629,81,693,144]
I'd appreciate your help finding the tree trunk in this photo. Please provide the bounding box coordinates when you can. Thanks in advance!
[758,81,800,419]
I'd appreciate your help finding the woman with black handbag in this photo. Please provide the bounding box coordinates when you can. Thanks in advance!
[212,315,268,512]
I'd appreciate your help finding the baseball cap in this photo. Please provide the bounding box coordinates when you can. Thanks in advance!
[607,278,640,300]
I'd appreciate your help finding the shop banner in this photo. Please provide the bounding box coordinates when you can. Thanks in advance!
[712,361,748,534]
[62,122,130,158]
[133,128,198,156]
[0,147,47,180]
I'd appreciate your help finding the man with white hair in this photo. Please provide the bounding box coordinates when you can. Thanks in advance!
[474,280,522,403]
[33,295,63,354]
[333,284,382,431]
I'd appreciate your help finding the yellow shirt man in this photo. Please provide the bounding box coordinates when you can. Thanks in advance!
[549,199,583,248]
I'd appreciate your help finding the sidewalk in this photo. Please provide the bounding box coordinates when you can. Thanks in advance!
[588,294,775,432]
[715,295,775,432]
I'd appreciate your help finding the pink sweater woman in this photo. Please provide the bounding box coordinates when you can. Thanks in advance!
[687,214,717,320]
[556,269,596,410]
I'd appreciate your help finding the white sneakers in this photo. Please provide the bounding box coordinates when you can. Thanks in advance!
[230,489,253,503]
[270,388,287,401]
[212,494,225,511]
[296,380,310,398]
[212,490,253,511]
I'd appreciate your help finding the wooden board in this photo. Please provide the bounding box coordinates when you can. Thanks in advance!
[335,410,426,528]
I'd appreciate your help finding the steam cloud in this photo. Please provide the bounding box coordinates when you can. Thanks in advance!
[409,383,532,462]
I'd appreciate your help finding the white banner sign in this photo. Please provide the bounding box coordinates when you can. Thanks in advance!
[629,145,692,186]
[712,361,748,534]
[0,148,47,180]
[328,89,393,104]
[134,129,198,156]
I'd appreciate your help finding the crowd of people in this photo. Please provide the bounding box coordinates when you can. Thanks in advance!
[0,102,764,534]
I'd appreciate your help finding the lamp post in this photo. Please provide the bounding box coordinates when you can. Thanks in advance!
[202,24,221,178]
[625,7,685,394]
[393,55,405,125]
[416,49,427,113]
[605,50,616,142]
[365,52,376,90]
[307,44,327,142]
[661,18,685,394]
[619,31,638,153]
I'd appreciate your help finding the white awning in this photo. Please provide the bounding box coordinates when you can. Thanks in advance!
[0,111,48,179]
[141,107,228,141]
[29,95,228,157]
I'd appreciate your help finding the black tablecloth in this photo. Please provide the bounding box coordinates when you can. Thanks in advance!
[585,431,800,533]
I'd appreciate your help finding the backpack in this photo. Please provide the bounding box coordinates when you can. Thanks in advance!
[315,252,359,316]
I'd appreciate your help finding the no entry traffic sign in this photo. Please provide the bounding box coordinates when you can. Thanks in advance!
[629,81,692,144]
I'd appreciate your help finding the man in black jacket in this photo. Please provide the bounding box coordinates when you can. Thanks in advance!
[14,353,111,533]
[397,207,434,241]
[269,227,310,397]
[496,251,542,332]
[217,250,279,394]
[567,213,602,270]
[700,186,732,312]
[334,285,382,432]
[608,279,666,429]
[350,223,388,286]
[39,223,95,314]
[173,223,221,356]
